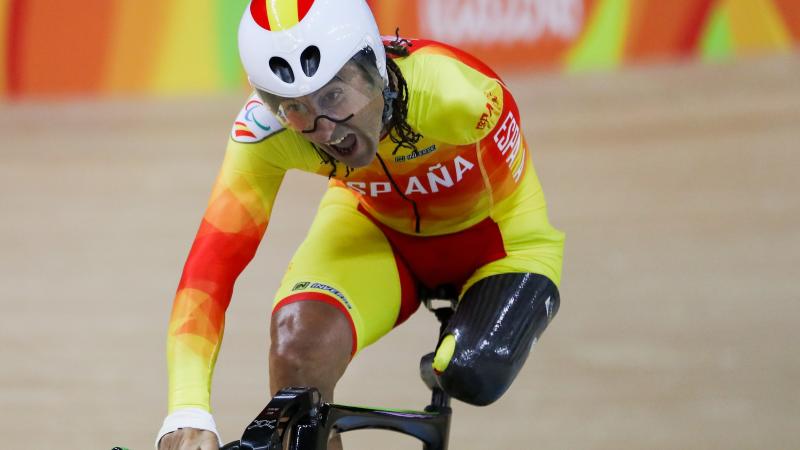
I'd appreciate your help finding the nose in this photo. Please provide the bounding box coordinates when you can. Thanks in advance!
[304,116,338,144]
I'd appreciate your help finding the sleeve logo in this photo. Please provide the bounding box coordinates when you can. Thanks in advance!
[476,90,502,130]
[231,94,284,143]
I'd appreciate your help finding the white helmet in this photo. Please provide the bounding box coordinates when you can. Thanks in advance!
[239,0,388,98]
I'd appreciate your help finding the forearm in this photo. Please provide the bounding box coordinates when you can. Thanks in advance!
[159,231,259,447]
[166,292,224,413]
[166,219,264,411]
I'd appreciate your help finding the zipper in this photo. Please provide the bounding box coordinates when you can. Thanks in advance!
[375,153,421,233]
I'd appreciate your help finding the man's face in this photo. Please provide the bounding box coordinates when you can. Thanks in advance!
[261,62,384,168]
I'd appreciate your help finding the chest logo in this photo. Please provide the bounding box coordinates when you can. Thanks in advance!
[394,144,437,163]
[347,155,476,198]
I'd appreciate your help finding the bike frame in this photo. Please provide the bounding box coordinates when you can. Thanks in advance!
[222,385,451,450]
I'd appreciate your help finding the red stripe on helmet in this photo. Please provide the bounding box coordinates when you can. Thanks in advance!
[297,0,315,21]
[250,0,271,30]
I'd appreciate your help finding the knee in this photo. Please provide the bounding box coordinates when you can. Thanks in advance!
[270,321,320,372]
[433,334,519,406]
[269,301,353,374]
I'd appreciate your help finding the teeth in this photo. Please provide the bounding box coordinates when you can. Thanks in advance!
[328,136,346,146]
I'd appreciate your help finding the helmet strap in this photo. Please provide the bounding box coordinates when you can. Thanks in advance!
[382,86,398,125]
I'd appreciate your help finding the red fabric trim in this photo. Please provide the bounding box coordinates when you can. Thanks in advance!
[383,38,503,81]
[6,0,27,97]
[273,292,358,357]
[392,252,420,327]
[297,0,315,22]
[357,204,507,293]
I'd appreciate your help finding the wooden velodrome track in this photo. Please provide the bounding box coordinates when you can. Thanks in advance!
[1,53,798,449]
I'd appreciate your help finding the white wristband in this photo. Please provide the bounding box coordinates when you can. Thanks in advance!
[155,408,222,449]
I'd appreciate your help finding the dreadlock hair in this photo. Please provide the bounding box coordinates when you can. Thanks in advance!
[314,29,420,178]
[312,143,352,178]
[383,30,422,156]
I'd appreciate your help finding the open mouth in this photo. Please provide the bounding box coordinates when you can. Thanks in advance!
[328,133,358,157]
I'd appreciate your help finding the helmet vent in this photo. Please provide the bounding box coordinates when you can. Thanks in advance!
[300,46,321,77]
[269,57,295,84]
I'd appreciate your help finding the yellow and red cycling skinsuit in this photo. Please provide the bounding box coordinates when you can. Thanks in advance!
[165,39,564,415]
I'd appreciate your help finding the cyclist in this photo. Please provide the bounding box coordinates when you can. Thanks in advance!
[157,1,564,449]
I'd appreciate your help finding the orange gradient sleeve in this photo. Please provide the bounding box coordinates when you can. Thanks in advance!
[166,137,287,413]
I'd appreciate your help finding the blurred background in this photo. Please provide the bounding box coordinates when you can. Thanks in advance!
[1,0,798,449]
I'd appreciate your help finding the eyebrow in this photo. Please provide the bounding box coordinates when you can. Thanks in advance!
[311,76,346,101]
[320,75,344,88]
